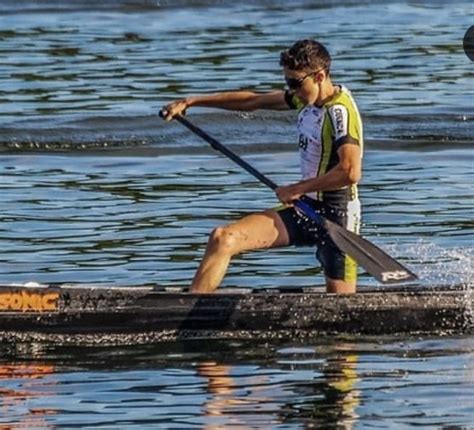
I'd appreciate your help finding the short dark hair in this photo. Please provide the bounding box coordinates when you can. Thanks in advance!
[280,39,331,73]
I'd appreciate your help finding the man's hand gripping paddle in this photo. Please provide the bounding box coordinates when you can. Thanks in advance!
[160,111,418,284]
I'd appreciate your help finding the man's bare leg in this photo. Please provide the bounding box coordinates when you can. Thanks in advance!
[190,210,289,293]
[326,277,356,294]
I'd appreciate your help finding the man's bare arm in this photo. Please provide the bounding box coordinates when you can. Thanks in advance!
[301,144,362,192]
[276,144,362,204]
[162,90,288,120]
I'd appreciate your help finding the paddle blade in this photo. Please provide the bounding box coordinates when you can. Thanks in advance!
[323,219,418,284]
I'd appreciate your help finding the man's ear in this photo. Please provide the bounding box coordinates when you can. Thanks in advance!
[315,70,326,83]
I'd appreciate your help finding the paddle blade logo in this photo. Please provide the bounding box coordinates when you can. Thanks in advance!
[381,270,411,283]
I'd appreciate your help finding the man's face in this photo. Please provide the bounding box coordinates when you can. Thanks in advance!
[283,66,324,105]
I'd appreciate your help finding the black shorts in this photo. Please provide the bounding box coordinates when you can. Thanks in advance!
[276,196,361,281]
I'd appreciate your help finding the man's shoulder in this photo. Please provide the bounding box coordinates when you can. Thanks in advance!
[324,85,363,145]
[325,86,362,124]
[325,85,358,109]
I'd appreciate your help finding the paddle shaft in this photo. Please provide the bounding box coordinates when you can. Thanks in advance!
[175,116,278,190]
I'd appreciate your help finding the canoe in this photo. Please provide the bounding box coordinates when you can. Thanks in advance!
[0,283,472,345]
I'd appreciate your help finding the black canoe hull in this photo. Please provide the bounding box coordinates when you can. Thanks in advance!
[0,284,472,344]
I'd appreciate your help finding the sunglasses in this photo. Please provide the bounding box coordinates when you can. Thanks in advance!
[284,67,326,90]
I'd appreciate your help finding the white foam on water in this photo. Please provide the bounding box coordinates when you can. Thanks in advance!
[22,281,47,288]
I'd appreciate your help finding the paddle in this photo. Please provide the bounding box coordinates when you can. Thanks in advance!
[160,111,418,284]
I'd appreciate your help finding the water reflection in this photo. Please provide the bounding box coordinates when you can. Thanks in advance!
[0,363,56,429]
[197,362,251,428]
[279,352,360,429]
[0,337,472,427]
[196,346,361,429]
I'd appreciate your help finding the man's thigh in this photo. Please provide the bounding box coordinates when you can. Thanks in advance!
[220,209,290,253]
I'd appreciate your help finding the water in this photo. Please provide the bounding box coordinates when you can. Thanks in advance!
[0,0,473,428]
[1,337,473,428]
[0,149,472,288]
[0,0,472,149]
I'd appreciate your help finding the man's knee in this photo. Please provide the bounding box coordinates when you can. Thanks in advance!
[208,226,239,255]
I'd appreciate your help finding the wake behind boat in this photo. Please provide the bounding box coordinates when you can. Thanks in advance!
[0,283,471,345]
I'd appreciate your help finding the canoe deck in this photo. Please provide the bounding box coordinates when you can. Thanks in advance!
[0,283,472,345]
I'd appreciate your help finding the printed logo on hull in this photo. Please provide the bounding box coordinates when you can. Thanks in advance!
[0,291,59,312]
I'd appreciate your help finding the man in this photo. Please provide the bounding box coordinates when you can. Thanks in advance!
[162,39,363,294]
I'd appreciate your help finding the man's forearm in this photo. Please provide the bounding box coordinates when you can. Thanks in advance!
[162,90,286,120]
[186,91,260,111]
[296,164,359,195]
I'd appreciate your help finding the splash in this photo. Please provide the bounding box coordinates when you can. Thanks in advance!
[384,239,473,328]
[383,239,473,287]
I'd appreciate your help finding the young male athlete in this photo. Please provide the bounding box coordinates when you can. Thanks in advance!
[162,39,363,294]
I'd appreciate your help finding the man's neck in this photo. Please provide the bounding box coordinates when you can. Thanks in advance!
[315,80,337,106]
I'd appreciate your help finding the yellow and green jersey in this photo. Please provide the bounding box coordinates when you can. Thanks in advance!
[285,85,363,204]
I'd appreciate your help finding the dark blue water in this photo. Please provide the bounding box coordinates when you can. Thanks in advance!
[0,0,472,428]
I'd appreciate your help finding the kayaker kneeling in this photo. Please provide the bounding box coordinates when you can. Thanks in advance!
[162,39,363,295]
